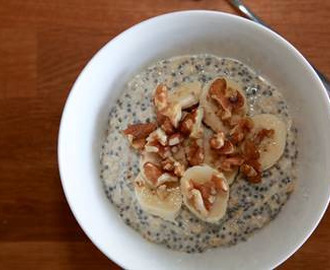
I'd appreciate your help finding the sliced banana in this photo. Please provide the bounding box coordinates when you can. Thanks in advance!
[168,81,202,109]
[156,82,202,128]
[181,165,229,223]
[203,128,238,185]
[251,114,287,170]
[134,174,182,221]
[200,77,247,132]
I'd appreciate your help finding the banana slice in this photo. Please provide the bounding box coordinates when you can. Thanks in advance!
[203,128,238,185]
[169,81,202,109]
[181,165,229,223]
[134,174,182,221]
[251,114,287,170]
[200,77,247,132]
[160,82,202,128]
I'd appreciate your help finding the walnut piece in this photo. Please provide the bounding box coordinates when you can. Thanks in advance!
[209,131,225,149]
[145,140,171,158]
[240,139,262,183]
[189,174,228,212]
[179,108,203,138]
[218,140,235,155]
[168,133,183,146]
[241,160,261,183]
[253,128,275,145]
[122,122,157,150]
[229,117,254,144]
[179,112,195,135]
[161,157,186,177]
[208,78,245,120]
[161,157,175,171]
[218,155,244,172]
[147,128,168,146]
[186,139,204,166]
[153,84,168,111]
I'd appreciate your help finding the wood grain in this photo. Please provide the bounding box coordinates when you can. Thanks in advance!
[0,0,329,269]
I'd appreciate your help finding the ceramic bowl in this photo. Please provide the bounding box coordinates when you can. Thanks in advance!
[58,10,330,270]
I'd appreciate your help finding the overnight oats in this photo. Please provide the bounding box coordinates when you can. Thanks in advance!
[100,55,298,253]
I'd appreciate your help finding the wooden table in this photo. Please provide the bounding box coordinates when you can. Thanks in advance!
[0,0,329,269]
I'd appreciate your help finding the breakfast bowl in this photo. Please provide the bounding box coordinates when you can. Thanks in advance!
[58,10,330,270]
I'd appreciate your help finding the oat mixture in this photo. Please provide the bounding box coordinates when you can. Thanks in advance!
[100,55,297,253]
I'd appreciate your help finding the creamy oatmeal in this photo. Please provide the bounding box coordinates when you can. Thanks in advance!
[100,55,297,253]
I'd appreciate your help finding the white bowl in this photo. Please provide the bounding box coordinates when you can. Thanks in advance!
[58,10,330,270]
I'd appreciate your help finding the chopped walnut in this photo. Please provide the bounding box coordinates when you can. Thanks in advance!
[146,128,168,146]
[179,113,195,135]
[190,189,209,216]
[218,140,235,155]
[186,139,204,166]
[173,162,185,177]
[156,111,176,136]
[253,128,275,145]
[168,133,184,146]
[122,122,157,150]
[226,87,245,113]
[130,138,147,150]
[171,146,188,167]
[229,117,254,144]
[242,139,260,160]
[161,157,175,171]
[209,78,227,105]
[162,103,182,128]
[158,146,172,158]
[218,155,244,172]
[209,131,225,149]
[161,157,185,177]
[190,107,204,138]
[240,139,262,183]
[189,174,228,212]
[162,117,176,135]
[211,174,229,192]
[179,108,203,138]
[153,84,168,111]
[241,160,262,183]
[208,78,245,120]
[241,164,258,177]
[144,140,160,153]
[170,145,179,153]
[157,173,178,186]
[154,83,183,128]
[145,140,171,158]
[144,127,172,158]
[210,131,235,155]
[190,181,213,211]
[122,122,157,140]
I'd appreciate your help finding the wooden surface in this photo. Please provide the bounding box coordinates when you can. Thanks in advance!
[0,0,329,269]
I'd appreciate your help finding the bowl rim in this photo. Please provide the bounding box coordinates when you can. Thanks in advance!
[58,10,330,270]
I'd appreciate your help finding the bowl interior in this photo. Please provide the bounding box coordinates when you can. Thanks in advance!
[58,11,330,270]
